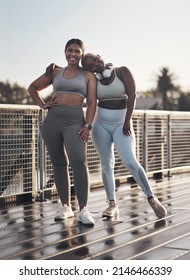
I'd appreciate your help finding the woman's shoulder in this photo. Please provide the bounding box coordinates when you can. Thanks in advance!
[116,66,133,78]
[116,66,130,73]
[52,67,64,79]
[83,69,96,79]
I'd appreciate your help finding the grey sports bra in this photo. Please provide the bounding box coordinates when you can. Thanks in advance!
[52,67,87,98]
[97,69,126,101]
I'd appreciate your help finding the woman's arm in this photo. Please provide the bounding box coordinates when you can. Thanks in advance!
[85,71,97,125]
[119,66,136,135]
[45,63,62,77]
[79,71,97,142]
[28,74,57,109]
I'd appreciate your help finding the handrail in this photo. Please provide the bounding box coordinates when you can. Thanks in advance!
[1,105,190,201]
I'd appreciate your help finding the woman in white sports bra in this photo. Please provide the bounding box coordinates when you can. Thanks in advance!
[46,52,167,220]
[28,39,97,226]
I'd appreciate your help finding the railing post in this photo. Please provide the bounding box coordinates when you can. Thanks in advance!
[37,109,46,201]
[167,113,171,177]
[143,112,147,171]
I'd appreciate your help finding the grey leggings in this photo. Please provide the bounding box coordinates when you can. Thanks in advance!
[42,105,89,206]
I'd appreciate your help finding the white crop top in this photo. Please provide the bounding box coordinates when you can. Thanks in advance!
[97,69,126,101]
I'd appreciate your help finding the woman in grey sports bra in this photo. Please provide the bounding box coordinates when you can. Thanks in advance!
[28,39,97,226]
[46,52,167,220]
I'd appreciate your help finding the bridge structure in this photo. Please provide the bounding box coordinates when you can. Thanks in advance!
[0,105,190,260]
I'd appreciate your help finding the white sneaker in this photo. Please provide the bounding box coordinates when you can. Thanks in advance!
[78,207,95,226]
[102,201,119,217]
[55,204,74,221]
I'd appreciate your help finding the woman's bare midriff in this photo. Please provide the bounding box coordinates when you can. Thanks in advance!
[52,92,84,106]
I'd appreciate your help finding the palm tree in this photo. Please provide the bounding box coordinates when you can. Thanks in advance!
[156,67,180,110]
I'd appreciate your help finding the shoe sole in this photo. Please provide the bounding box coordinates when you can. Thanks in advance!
[102,210,119,218]
[78,219,95,226]
[54,214,74,221]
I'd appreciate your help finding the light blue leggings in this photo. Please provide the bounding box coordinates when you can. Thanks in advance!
[91,107,154,201]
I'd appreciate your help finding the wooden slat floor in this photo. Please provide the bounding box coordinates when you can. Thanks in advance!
[0,173,190,260]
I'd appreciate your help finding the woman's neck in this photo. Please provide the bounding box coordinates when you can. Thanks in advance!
[66,65,80,71]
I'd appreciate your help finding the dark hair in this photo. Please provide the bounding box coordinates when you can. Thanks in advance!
[81,53,93,70]
[81,54,88,68]
[64,38,85,53]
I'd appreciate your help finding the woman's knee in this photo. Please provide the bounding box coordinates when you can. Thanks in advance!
[102,161,114,173]
[53,161,68,172]
[70,156,87,170]
[124,159,140,173]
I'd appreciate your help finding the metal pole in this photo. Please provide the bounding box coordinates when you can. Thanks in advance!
[37,109,45,201]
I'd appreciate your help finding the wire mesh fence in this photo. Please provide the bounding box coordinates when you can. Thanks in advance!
[0,105,190,202]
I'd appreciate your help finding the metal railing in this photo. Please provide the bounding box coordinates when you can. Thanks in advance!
[0,104,190,202]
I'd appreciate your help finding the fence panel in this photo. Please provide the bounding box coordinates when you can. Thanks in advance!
[0,105,190,202]
[0,105,40,199]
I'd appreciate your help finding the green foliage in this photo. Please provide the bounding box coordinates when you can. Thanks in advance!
[0,80,34,105]
[154,67,182,110]
[178,92,190,111]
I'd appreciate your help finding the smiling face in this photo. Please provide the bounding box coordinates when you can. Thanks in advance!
[82,53,105,73]
[65,43,84,66]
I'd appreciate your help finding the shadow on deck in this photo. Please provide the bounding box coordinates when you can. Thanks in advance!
[0,173,190,260]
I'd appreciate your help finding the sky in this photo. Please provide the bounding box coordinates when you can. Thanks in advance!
[1,0,190,96]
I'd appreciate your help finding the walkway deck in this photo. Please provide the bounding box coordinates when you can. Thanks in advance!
[0,173,190,260]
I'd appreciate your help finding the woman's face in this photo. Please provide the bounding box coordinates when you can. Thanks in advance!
[65,43,84,65]
[83,54,105,73]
